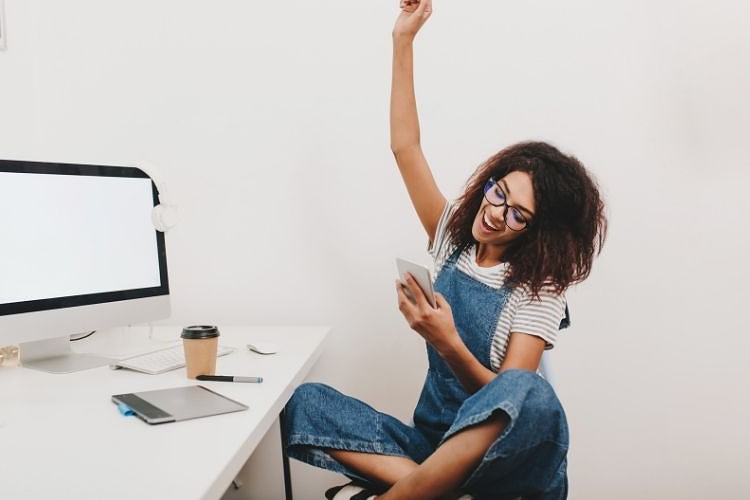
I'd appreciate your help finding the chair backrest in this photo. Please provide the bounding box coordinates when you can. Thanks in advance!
[539,352,555,388]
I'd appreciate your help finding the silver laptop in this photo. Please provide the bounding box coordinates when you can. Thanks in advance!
[112,385,248,424]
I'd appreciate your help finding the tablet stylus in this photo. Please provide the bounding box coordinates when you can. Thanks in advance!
[196,375,263,383]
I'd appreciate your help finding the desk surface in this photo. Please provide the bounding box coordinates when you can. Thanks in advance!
[0,325,329,500]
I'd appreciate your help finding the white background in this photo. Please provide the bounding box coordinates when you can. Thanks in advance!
[1,1,749,498]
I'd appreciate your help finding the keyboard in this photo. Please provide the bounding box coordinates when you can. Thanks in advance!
[114,343,235,375]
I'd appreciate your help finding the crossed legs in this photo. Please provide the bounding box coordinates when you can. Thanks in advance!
[327,411,508,499]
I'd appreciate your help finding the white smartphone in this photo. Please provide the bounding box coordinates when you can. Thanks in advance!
[396,258,437,308]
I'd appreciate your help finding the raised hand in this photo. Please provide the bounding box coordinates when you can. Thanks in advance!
[393,0,433,41]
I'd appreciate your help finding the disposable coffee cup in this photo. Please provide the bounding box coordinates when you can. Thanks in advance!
[181,325,220,379]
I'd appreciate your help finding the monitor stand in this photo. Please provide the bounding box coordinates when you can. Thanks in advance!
[19,336,115,373]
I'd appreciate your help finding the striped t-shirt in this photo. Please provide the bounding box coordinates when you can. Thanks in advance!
[428,202,567,372]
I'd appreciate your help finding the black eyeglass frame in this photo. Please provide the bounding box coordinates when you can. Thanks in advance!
[482,177,532,232]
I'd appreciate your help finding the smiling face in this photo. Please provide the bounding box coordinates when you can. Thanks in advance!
[471,170,536,258]
[444,140,606,289]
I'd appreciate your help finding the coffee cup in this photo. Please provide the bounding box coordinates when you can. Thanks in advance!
[181,325,220,379]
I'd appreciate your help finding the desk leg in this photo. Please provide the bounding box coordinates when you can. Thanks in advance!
[279,408,293,500]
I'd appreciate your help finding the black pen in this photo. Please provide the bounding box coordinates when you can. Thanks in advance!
[196,375,263,383]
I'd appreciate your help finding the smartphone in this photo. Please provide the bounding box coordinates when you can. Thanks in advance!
[396,258,437,308]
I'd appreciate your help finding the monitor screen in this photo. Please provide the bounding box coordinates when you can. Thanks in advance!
[0,161,169,316]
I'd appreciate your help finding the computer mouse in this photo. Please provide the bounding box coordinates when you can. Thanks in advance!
[247,342,279,355]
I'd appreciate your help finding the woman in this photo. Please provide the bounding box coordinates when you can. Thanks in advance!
[283,1,607,498]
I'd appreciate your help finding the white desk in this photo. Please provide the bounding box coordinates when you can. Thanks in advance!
[0,325,330,500]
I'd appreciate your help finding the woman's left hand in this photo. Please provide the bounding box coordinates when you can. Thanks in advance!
[396,273,460,355]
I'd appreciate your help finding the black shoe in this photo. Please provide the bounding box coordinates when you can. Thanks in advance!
[324,481,378,500]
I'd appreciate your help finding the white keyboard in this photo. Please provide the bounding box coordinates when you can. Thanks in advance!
[114,343,235,375]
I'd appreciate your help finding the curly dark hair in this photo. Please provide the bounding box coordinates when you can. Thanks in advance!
[445,141,607,298]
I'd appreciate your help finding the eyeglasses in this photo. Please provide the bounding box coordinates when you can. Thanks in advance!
[482,177,531,231]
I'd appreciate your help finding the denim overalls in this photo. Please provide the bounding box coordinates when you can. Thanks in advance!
[284,249,569,499]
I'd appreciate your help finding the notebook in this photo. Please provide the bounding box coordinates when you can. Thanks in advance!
[112,385,248,424]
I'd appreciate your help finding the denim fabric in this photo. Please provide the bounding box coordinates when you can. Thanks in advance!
[284,382,435,484]
[413,248,513,446]
[283,249,569,498]
[444,370,569,499]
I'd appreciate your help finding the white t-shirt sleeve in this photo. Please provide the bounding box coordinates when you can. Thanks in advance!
[510,287,567,349]
[427,201,454,272]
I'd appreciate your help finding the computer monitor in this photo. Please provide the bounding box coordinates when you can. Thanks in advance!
[0,159,171,373]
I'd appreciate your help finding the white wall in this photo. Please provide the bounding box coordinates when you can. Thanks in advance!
[2,1,749,498]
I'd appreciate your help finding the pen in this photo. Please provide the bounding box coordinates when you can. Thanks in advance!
[196,375,263,383]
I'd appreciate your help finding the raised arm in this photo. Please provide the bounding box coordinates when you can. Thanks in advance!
[391,0,446,242]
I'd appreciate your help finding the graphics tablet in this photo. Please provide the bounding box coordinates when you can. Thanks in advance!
[112,385,248,424]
